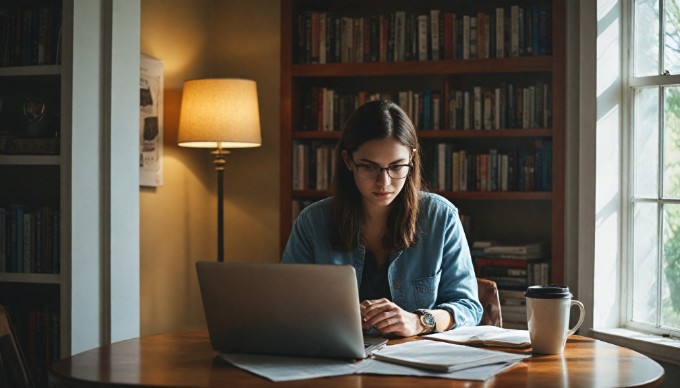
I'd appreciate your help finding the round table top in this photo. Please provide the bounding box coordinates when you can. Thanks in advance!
[49,331,665,387]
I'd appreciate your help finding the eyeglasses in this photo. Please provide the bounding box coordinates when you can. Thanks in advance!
[351,160,412,180]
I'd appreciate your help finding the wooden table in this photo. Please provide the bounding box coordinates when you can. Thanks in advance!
[49,331,664,387]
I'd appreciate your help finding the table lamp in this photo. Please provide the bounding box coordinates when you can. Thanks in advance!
[178,78,262,262]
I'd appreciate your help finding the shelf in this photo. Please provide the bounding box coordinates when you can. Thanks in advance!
[0,155,61,165]
[292,129,553,140]
[281,0,567,284]
[0,65,61,77]
[293,190,552,201]
[292,56,552,78]
[0,272,61,285]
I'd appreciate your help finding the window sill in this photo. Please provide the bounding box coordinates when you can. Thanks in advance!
[590,328,680,366]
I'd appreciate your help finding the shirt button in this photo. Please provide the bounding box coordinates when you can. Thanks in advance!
[394,281,402,290]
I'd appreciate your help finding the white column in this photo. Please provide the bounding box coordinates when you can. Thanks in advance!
[67,0,141,354]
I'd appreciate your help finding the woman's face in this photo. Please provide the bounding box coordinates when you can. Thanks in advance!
[343,137,414,211]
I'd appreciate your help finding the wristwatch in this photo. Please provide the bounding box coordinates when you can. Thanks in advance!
[415,309,436,335]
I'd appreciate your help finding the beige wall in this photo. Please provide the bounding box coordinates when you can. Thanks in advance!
[139,0,280,336]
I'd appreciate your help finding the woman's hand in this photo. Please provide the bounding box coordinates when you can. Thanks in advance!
[360,298,421,337]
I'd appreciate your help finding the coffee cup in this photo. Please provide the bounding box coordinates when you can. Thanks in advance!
[525,285,585,354]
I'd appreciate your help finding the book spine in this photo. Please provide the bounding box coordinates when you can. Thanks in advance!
[394,11,405,61]
[430,10,440,61]
[0,207,5,272]
[417,14,428,61]
[443,12,454,60]
[463,15,470,59]
[495,7,504,58]
[510,6,519,57]
[473,86,482,129]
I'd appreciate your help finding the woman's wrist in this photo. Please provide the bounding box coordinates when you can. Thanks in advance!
[414,309,436,335]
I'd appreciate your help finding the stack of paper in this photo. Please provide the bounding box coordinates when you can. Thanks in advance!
[425,325,531,349]
[221,349,528,382]
[371,340,528,373]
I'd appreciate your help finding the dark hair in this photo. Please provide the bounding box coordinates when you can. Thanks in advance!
[330,100,422,252]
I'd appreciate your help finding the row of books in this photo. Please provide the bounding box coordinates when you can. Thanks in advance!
[471,241,550,328]
[427,140,553,192]
[291,139,553,193]
[448,82,551,130]
[299,81,552,132]
[295,4,552,64]
[0,136,60,155]
[0,1,62,67]
[0,206,61,274]
[475,257,550,290]
[292,141,338,191]
[3,303,60,387]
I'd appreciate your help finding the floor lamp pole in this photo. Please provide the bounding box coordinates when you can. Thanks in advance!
[213,147,229,262]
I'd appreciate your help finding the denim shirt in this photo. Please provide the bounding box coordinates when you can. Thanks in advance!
[281,192,482,329]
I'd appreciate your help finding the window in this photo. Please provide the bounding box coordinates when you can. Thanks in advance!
[629,0,680,335]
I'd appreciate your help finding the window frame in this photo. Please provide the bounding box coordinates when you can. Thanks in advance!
[625,0,680,337]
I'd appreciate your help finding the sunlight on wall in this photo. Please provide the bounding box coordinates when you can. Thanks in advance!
[140,0,214,336]
[595,106,622,328]
[597,19,620,98]
[139,0,280,336]
[140,0,209,87]
[593,0,622,329]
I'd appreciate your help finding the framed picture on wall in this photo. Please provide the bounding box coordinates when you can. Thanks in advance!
[140,54,164,187]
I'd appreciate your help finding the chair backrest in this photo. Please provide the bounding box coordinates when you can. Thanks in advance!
[477,278,503,327]
[0,305,32,388]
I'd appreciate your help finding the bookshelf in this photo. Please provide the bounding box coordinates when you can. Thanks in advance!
[280,0,565,324]
[2,1,140,382]
[0,0,65,385]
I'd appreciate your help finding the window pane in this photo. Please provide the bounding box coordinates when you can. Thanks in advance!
[635,0,660,76]
[664,86,680,198]
[633,202,659,325]
[665,0,680,74]
[634,87,659,198]
[662,203,680,329]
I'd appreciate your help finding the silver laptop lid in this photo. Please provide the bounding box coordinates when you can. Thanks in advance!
[196,262,366,359]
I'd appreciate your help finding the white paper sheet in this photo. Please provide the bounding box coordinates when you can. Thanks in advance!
[372,340,529,372]
[219,353,359,382]
[356,358,523,381]
[220,344,530,382]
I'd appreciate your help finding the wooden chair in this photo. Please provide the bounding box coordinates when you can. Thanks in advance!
[477,278,503,327]
[0,305,32,388]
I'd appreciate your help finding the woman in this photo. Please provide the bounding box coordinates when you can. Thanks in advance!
[282,100,482,337]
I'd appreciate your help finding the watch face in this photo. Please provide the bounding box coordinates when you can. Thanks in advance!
[422,313,436,327]
[417,309,435,327]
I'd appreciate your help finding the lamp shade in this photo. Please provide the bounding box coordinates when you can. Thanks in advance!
[178,78,262,148]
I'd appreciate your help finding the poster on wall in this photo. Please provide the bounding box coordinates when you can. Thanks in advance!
[140,54,164,187]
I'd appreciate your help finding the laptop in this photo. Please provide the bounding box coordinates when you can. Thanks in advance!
[195,261,387,359]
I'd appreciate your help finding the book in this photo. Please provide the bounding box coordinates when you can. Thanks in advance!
[502,306,529,325]
[417,14,428,61]
[483,242,545,255]
[372,340,529,373]
[430,10,440,60]
[0,137,59,155]
[0,207,5,272]
[472,240,500,249]
[425,325,531,349]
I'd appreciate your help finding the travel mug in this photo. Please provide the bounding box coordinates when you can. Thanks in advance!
[525,285,585,354]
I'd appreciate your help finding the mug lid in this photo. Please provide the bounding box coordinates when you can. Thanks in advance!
[525,285,572,299]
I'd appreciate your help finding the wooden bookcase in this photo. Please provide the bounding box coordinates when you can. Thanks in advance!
[1,0,141,381]
[280,0,565,286]
[0,0,67,385]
